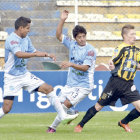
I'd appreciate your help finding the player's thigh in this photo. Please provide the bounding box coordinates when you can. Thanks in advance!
[24,72,46,93]
[4,74,23,97]
[59,86,73,102]
[67,88,90,106]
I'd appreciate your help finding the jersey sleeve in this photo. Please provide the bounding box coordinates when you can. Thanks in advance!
[112,46,124,65]
[27,37,36,53]
[62,35,73,49]
[136,50,140,64]
[83,48,96,66]
[8,39,21,54]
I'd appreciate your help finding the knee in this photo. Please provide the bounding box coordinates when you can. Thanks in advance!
[47,85,53,93]
[39,84,53,94]
[95,103,103,111]
[133,101,140,113]
[136,105,140,113]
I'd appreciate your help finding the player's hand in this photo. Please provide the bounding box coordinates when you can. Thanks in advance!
[61,10,69,21]
[109,60,115,70]
[47,53,56,61]
[60,61,72,68]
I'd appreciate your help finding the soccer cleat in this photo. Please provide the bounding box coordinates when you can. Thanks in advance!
[61,113,79,125]
[47,127,56,133]
[74,125,83,133]
[67,110,79,124]
[118,121,133,132]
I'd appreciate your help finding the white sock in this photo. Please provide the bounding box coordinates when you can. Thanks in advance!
[0,108,5,118]
[50,115,61,130]
[47,91,66,120]
[50,104,68,129]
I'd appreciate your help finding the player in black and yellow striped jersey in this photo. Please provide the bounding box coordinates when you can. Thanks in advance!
[74,24,140,133]
[111,42,140,81]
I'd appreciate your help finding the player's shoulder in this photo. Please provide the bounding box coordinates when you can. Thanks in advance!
[6,32,20,45]
[86,43,96,51]
[116,42,128,51]
[63,34,73,42]
[86,43,97,57]
[135,46,140,51]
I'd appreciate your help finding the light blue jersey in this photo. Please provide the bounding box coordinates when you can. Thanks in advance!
[62,35,97,89]
[4,32,36,76]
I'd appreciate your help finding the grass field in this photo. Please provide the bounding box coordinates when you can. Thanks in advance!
[0,111,140,140]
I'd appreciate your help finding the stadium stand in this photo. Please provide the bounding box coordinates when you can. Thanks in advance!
[0,0,140,70]
[0,31,8,70]
[57,0,140,66]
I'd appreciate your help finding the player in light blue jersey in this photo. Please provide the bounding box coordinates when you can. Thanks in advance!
[0,16,78,126]
[47,10,96,133]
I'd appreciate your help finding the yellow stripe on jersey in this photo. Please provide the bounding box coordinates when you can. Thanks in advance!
[123,49,133,80]
[112,42,140,81]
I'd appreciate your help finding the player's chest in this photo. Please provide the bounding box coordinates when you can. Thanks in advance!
[124,48,137,58]
[70,47,87,61]
[20,40,29,52]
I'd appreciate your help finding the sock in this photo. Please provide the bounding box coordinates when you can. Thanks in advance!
[0,108,5,118]
[47,91,66,120]
[50,104,68,130]
[79,106,98,127]
[67,108,77,115]
[121,108,140,124]
[50,115,61,130]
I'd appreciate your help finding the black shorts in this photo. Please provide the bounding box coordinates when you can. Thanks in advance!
[98,76,140,106]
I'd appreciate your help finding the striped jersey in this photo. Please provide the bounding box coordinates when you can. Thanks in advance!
[112,42,140,80]
[62,35,97,89]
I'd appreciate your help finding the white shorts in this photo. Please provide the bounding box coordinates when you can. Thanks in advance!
[4,72,45,97]
[59,86,92,106]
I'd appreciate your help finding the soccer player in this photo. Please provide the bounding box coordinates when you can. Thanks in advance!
[74,24,140,133]
[47,10,97,133]
[0,16,78,124]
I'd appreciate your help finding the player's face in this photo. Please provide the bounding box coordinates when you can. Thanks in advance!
[20,23,30,38]
[124,29,136,45]
[75,33,86,46]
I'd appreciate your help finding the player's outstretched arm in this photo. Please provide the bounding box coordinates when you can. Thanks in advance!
[56,10,69,42]
[15,51,56,61]
[60,61,89,72]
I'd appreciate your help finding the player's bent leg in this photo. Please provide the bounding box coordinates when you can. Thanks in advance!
[38,83,79,123]
[3,99,14,114]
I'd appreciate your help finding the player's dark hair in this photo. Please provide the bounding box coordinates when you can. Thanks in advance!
[121,24,135,38]
[15,16,31,30]
[72,25,87,38]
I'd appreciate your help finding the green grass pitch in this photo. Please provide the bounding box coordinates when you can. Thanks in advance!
[0,112,140,140]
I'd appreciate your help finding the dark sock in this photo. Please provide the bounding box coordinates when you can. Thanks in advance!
[79,106,98,127]
[121,108,140,124]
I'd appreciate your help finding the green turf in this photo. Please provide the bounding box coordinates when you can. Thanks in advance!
[0,112,140,140]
